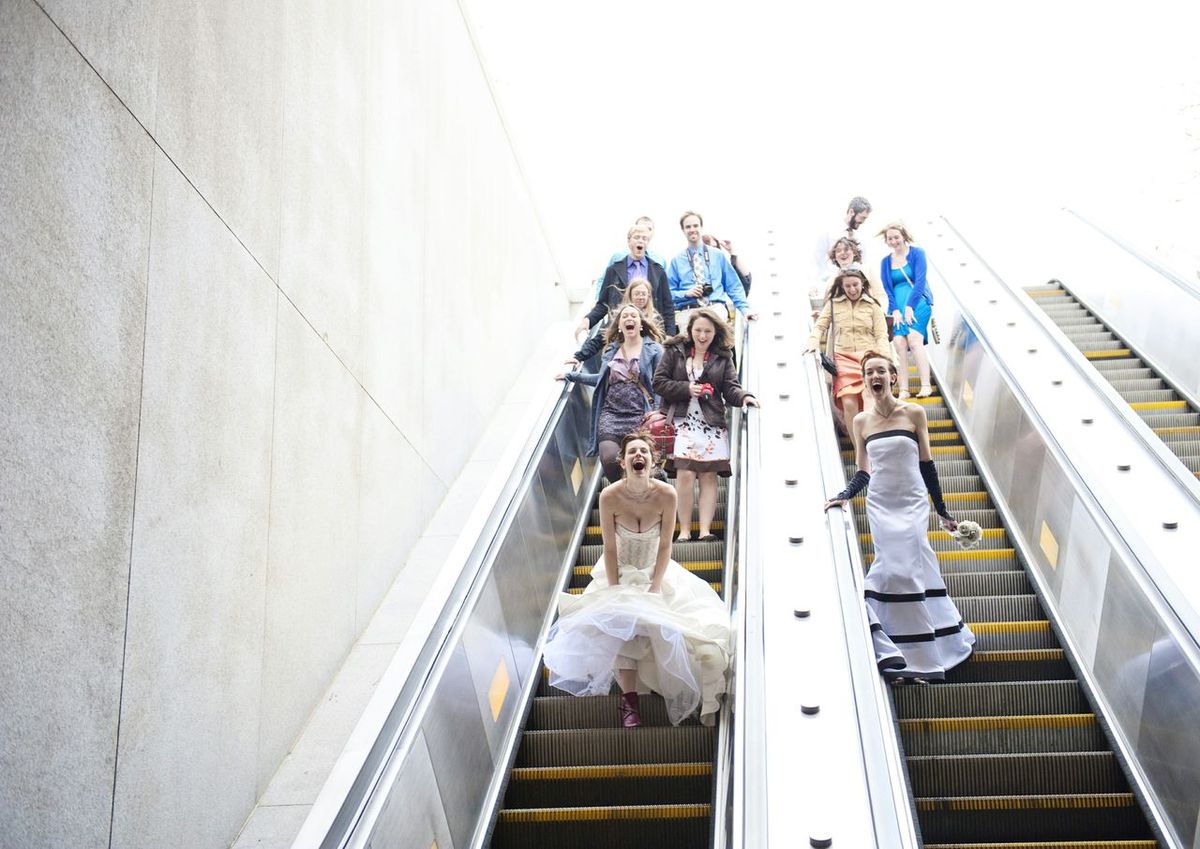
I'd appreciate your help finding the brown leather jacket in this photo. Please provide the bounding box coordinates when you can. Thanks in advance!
[653,341,752,428]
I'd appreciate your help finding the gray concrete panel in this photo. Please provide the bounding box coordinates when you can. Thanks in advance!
[355,399,441,631]
[258,301,364,791]
[39,0,162,129]
[109,152,277,849]
[153,0,285,277]
[359,0,428,444]
[277,0,368,376]
[0,3,153,846]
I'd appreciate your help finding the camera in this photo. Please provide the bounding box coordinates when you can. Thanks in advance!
[698,383,714,399]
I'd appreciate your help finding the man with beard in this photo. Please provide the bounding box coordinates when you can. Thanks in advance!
[814,196,872,279]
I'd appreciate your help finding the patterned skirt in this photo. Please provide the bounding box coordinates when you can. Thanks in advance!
[670,398,731,476]
[597,380,648,444]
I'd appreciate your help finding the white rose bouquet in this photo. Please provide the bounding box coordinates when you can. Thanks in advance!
[950,519,982,550]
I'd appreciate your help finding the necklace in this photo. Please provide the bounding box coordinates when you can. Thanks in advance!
[623,480,654,502]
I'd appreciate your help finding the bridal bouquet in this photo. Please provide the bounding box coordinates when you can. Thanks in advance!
[950,519,982,550]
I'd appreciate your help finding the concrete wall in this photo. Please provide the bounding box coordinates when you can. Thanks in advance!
[0,1,564,846]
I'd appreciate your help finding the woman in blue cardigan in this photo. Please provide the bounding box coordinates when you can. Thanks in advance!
[878,222,934,398]
[559,304,664,481]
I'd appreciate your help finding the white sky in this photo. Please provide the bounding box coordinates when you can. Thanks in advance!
[464,0,1199,287]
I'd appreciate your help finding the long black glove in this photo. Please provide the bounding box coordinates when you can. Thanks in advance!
[918,459,952,520]
[832,469,870,502]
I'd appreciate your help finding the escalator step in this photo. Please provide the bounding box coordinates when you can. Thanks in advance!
[591,506,728,524]
[572,560,721,583]
[516,726,717,767]
[900,713,1104,756]
[907,751,1127,796]
[566,582,721,596]
[492,804,710,849]
[854,507,1004,530]
[861,528,1010,552]
[947,649,1071,683]
[866,551,1019,573]
[894,680,1088,719]
[1108,378,1167,392]
[529,695,700,729]
[970,621,1059,651]
[955,595,1043,623]
[577,540,724,565]
[916,793,1150,844]
[584,521,724,541]
[1142,412,1200,429]
[926,842,1157,849]
[944,570,1033,597]
[503,762,712,808]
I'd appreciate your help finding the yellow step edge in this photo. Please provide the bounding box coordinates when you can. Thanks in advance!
[1153,425,1200,435]
[861,529,1007,543]
[1026,288,1065,297]
[843,446,966,459]
[927,418,954,428]
[567,582,721,596]
[1130,400,1188,411]
[868,548,1016,564]
[927,841,1155,848]
[511,762,713,781]
[574,561,721,577]
[929,432,960,442]
[969,648,1065,663]
[900,713,1096,733]
[916,793,1137,812]
[854,491,989,505]
[1085,349,1132,359]
[499,803,711,823]
[968,620,1051,634]
[586,521,725,535]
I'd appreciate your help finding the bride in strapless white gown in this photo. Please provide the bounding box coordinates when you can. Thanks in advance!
[542,435,731,726]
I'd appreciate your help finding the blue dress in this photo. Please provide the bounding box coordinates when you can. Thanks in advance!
[888,264,932,339]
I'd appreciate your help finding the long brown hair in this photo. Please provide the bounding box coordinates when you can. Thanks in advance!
[603,303,664,346]
[666,307,733,355]
[825,267,882,307]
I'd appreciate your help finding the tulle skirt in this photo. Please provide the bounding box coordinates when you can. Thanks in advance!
[542,559,731,724]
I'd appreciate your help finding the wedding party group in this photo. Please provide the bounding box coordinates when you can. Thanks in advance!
[543,201,977,729]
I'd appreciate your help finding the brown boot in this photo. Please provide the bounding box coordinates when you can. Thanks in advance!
[619,691,642,728]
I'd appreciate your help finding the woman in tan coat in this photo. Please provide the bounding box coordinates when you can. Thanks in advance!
[804,267,891,433]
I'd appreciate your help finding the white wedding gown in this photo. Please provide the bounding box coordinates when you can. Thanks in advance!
[863,430,975,680]
[542,523,731,724]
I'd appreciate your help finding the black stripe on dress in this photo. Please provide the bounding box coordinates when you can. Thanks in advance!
[864,429,917,445]
[865,588,948,603]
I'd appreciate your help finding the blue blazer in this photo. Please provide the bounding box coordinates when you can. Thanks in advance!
[879,245,934,312]
[565,339,663,456]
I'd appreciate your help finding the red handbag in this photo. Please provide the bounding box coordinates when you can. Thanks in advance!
[639,409,675,457]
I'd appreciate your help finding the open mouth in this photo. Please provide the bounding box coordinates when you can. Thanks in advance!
[871,378,885,391]
[631,457,647,471]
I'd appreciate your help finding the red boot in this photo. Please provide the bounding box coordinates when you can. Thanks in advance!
[619,691,642,728]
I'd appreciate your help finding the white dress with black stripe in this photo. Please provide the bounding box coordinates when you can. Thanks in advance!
[863,430,975,680]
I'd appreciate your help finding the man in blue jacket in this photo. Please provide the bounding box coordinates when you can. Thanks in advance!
[668,211,757,322]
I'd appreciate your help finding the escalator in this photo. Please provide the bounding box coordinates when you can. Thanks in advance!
[1024,282,1200,478]
[488,484,728,849]
[842,371,1159,848]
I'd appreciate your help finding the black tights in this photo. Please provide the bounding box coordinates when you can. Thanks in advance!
[599,440,622,482]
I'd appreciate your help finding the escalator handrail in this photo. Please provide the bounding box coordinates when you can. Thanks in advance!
[303,377,586,849]
[941,214,1200,506]
[930,261,1196,849]
[1065,207,1200,301]
[801,349,921,849]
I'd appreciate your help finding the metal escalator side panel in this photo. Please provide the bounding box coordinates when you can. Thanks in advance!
[923,249,1199,849]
